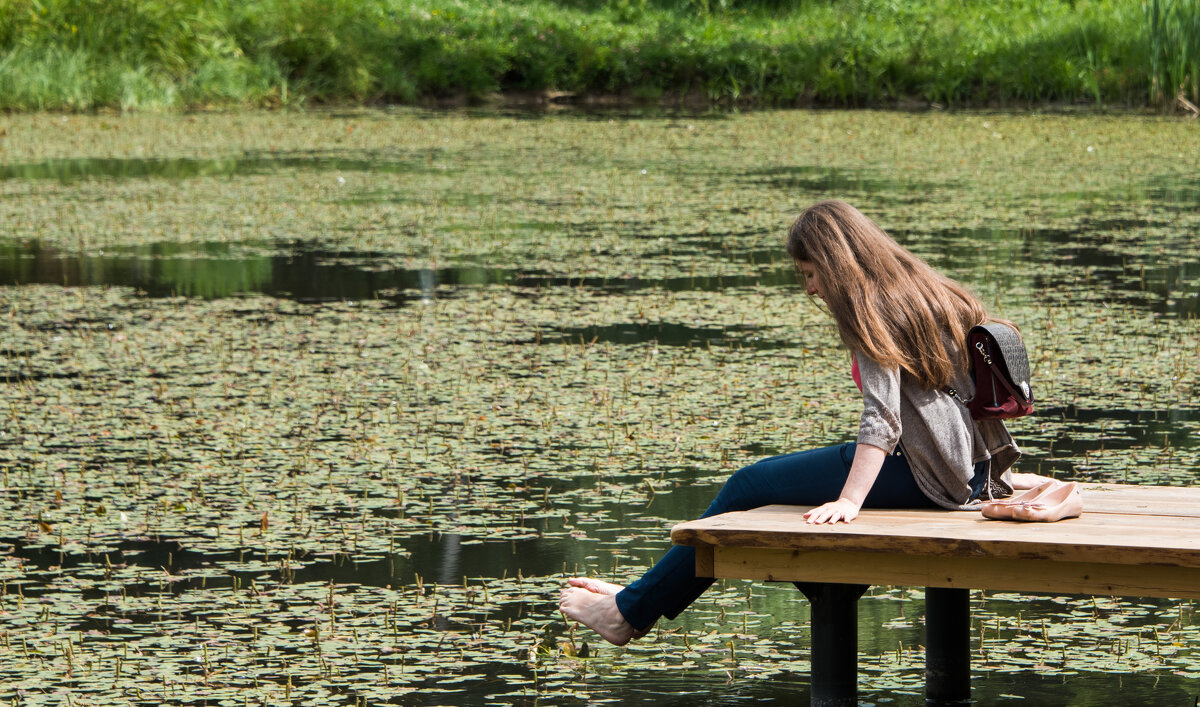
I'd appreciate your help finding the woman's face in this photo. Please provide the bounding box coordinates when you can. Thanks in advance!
[796,260,825,300]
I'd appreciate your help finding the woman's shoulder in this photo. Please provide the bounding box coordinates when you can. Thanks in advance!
[852,351,902,396]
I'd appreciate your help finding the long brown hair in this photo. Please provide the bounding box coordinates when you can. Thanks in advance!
[786,200,992,390]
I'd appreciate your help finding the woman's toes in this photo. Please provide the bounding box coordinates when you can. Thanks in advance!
[567,577,625,595]
[559,587,635,646]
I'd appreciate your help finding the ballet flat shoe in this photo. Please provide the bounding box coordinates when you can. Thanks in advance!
[979,480,1058,520]
[981,480,1082,523]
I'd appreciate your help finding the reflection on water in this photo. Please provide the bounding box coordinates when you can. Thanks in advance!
[9,532,572,595]
[0,153,441,183]
[1019,405,1200,481]
[0,240,501,303]
[1047,405,1198,450]
[555,670,810,705]
[544,322,790,349]
[740,165,936,199]
[1145,175,1200,206]
[3,214,1196,316]
[0,239,801,302]
[912,224,1200,318]
[506,670,1197,707]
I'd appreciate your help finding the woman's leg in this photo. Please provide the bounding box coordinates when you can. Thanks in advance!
[610,442,932,632]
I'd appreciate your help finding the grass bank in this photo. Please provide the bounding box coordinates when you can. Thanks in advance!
[1,0,1198,111]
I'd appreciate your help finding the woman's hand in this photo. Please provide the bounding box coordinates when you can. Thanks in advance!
[804,498,862,524]
[804,443,886,525]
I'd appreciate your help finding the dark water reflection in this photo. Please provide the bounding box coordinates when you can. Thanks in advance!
[912,224,1200,318]
[544,322,790,349]
[0,240,800,302]
[1046,405,1198,449]
[1144,175,1200,206]
[1018,406,1200,481]
[9,532,571,595]
[0,241,490,303]
[740,165,937,199]
[0,153,441,183]
[3,215,1196,316]
[411,666,1200,707]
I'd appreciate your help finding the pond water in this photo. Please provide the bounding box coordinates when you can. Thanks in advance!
[0,109,1197,705]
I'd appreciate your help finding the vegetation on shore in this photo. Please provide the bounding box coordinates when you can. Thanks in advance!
[0,0,1197,111]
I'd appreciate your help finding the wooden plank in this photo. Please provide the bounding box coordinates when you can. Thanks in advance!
[681,506,1200,545]
[695,545,714,577]
[675,505,1200,536]
[1079,484,1200,516]
[674,504,1200,540]
[1080,482,1200,500]
[671,505,1200,567]
[711,547,1200,600]
[676,518,1200,561]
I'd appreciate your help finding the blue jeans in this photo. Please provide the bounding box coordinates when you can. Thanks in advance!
[614,442,974,631]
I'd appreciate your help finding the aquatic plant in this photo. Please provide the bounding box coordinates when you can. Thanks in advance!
[0,110,1197,703]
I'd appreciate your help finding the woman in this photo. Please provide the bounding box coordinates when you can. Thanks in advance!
[559,200,1048,646]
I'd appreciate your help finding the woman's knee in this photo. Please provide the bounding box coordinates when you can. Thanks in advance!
[706,444,854,515]
[710,463,772,513]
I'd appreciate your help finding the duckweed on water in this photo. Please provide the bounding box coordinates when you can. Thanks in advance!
[0,109,1198,704]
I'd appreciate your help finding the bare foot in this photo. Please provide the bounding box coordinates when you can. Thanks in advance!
[559,587,636,646]
[562,578,653,638]
[567,577,625,595]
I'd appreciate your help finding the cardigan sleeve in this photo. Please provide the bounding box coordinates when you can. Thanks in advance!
[854,352,903,452]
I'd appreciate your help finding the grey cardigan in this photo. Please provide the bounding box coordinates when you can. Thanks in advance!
[855,352,1020,510]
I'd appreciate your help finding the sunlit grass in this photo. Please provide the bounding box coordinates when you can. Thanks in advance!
[0,0,1198,110]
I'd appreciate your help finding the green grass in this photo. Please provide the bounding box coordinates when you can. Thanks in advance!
[0,0,1198,110]
[1146,0,1200,106]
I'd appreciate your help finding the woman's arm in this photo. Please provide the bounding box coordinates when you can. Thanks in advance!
[806,353,902,524]
[803,443,888,524]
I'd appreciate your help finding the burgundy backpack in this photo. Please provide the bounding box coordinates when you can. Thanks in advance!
[946,322,1034,420]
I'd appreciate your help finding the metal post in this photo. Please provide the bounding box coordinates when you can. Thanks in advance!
[795,582,869,707]
[925,586,971,706]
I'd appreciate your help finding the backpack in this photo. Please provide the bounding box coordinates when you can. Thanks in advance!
[946,322,1034,420]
